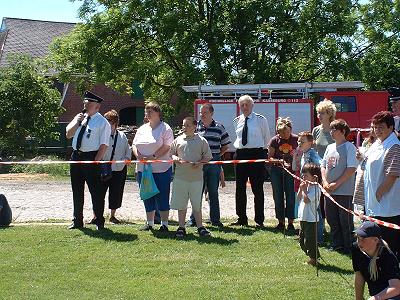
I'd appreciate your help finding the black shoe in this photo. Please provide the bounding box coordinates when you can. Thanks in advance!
[230,221,248,226]
[255,223,265,229]
[96,224,105,231]
[198,226,211,237]
[109,216,120,224]
[211,222,224,228]
[175,227,186,238]
[140,224,154,231]
[274,223,285,231]
[68,222,83,229]
[287,224,295,231]
[159,225,169,232]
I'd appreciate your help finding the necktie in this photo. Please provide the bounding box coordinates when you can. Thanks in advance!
[76,116,90,150]
[242,117,248,146]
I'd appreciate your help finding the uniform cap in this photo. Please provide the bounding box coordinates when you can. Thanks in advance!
[354,221,381,238]
[388,87,400,102]
[83,91,104,103]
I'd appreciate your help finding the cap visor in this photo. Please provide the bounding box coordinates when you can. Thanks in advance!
[353,229,367,237]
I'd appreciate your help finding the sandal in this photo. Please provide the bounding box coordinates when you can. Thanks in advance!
[175,227,186,238]
[198,226,211,237]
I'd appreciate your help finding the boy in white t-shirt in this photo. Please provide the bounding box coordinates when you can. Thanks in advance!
[297,163,321,267]
[170,117,213,238]
[321,119,358,254]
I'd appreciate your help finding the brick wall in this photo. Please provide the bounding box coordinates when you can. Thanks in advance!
[58,83,144,123]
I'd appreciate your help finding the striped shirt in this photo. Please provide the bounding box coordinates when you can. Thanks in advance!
[196,120,231,155]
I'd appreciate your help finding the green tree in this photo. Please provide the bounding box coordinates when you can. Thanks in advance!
[51,0,360,118]
[357,0,400,90]
[0,55,64,157]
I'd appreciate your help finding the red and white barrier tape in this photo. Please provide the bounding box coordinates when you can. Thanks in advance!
[1,157,398,230]
[0,158,280,165]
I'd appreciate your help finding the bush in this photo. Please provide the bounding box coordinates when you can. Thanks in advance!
[10,155,70,177]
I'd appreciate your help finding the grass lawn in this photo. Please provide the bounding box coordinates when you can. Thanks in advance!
[0,224,357,299]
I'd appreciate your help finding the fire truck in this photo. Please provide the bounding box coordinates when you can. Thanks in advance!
[183,81,389,151]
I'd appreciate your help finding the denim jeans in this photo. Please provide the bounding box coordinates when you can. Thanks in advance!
[190,154,221,225]
[269,165,295,221]
[203,154,222,224]
[137,167,172,212]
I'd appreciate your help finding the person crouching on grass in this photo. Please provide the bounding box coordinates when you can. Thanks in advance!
[352,221,400,300]
[170,117,213,238]
[297,163,321,267]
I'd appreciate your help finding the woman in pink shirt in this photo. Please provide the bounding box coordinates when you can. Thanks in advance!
[132,102,174,231]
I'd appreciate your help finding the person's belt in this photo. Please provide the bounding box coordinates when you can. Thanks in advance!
[236,147,263,151]
[72,150,98,156]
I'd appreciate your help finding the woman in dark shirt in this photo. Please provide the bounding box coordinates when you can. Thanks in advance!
[268,117,298,231]
[352,221,400,300]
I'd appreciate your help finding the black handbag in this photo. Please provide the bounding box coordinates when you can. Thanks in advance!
[101,132,118,182]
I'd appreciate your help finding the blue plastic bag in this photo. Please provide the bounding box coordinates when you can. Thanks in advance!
[140,164,160,200]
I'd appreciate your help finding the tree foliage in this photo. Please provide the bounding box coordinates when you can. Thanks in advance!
[0,55,64,157]
[50,0,400,117]
[357,0,400,90]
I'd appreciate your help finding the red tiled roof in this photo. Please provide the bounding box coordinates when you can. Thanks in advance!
[0,18,75,66]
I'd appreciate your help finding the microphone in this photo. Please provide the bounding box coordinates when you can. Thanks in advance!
[78,108,87,125]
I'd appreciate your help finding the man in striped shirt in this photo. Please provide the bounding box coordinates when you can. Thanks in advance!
[189,103,231,227]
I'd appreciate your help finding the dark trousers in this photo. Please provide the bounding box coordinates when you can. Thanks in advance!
[300,221,319,259]
[325,195,354,249]
[374,215,400,261]
[100,166,127,210]
[234,148,266,224]
[70,151,105,226]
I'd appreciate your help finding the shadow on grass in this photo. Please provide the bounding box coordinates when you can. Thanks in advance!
[0,225,11,229]
[318,262,353,275]
[151,231,239,245]
[216,225,255,236]
[80,227,138,242]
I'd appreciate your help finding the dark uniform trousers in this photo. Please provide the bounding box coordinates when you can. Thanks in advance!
[70,150,105,226]
[234,148,266,224]
[100,166,127,210]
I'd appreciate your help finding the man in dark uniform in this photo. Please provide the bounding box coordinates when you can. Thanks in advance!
[388,87,400,132]
[66,91,111,230]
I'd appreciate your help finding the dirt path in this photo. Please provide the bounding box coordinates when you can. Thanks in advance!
[0,174,276,224]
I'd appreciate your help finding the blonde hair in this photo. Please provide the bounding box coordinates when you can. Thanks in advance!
[316,99,337,122]
[276,117,292,132]
[238,95,254,105]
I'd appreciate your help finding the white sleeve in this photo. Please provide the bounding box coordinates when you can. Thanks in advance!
[346,143,358,168]
[262,117,271,148]
[99,121,111,146]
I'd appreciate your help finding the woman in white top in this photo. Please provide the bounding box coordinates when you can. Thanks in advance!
[132,102,174,231]
[100,110,131,224]
[355,111,400,260]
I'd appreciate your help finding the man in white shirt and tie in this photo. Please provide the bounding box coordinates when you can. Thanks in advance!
[66,91,111,230]
[231,95,271,227]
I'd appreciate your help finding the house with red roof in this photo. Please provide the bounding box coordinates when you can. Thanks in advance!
[0,17,145,126]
